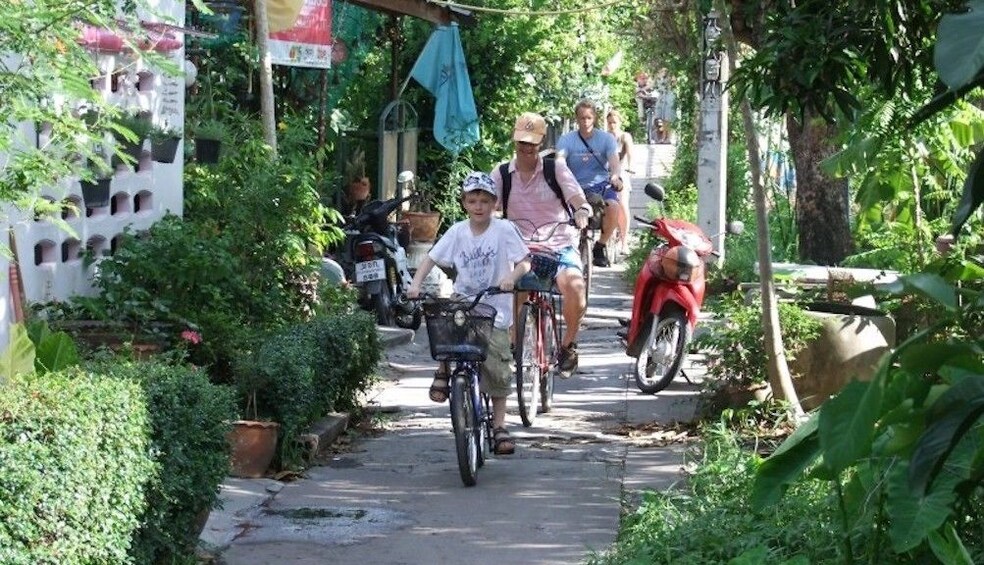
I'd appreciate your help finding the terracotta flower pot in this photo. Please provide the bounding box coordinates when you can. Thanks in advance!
[347,177,371,202]
[403,211,441,243]
[227,420,279,478]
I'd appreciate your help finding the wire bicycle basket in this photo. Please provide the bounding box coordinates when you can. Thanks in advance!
[423,299,496,362]
[517,252,561,292]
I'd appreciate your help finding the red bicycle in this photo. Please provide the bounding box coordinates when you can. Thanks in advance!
[511,220,571,427]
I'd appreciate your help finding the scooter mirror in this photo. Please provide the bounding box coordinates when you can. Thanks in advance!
[644,183,665,201]
[726,221,745,235]
[397,170,415,184]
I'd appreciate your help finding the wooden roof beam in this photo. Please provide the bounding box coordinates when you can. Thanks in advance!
[345,0,473,25]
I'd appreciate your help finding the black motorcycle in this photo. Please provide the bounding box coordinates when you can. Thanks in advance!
[337,195,422,330]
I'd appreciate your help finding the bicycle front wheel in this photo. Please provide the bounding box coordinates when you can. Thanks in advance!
[450,374,479,486]
[515,302,541,427]
[539,301,560,414]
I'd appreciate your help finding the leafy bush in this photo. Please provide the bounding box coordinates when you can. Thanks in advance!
[237,309,380,469]
[92,360,237,563]
[0,369,154,564]
[695,294,822,387]
[590,425,841,564]
[84,214,253,372]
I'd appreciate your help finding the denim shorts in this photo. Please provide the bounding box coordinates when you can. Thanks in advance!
[584,179,619,202]
[517,245,582,290]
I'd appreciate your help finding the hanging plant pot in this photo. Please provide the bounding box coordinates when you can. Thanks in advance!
[151,136,181,163]
[227,420,280,478]
[113,141,145,170]
[195,138,221,164]
[80,177,112,208]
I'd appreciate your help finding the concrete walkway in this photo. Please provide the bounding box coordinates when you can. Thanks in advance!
[199,143,694,564]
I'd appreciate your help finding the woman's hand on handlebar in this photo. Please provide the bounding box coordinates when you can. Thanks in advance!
[573,205,591,230]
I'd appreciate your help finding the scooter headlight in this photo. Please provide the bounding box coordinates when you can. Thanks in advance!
[651,245,702,282]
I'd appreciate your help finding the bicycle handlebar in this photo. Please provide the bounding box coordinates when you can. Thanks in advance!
[404,286,506,309]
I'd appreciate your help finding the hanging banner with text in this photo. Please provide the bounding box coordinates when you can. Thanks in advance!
[267,0,332,68]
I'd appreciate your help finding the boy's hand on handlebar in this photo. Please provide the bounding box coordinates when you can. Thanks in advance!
[497,276,516,292]
[406,284,422,299]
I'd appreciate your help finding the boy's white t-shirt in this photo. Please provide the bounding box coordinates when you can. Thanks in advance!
[428,217,529,329]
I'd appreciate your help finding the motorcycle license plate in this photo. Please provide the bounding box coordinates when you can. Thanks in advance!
[355,259,386,282]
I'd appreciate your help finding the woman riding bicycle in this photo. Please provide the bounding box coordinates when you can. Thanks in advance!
[555,99,625,268]
[491,112,593,378]
[407,172,531,455]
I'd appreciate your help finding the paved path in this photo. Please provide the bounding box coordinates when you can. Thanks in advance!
[202,143,694,564]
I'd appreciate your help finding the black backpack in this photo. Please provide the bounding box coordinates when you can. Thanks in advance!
[499,156,573,220]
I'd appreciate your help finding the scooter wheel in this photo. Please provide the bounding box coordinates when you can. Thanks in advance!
[634,307,689,394]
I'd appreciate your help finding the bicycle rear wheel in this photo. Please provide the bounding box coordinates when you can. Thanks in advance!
[539,301,559,413]
[478,392,493,467]
[450,374,479,486]
[515,302,541,427]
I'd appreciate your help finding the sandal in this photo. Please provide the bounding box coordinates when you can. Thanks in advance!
[429,371,450,403]
[493,427,516,455]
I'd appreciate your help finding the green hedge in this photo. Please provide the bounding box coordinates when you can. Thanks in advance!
[95,360,237,563]
[0,370,154,565]
[246,309,381,468]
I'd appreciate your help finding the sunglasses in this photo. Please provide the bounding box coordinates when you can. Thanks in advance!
[516,140,539,147]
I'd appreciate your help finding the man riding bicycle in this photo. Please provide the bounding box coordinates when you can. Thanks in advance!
[556,99,625,268]
[491,112,592,377]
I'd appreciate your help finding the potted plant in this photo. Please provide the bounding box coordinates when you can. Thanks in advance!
[342,147,371,215]
[111,111,152,169]
[149,124,182,163]
[193,118,228,164]
[227,354,280,478]
[402,176,442,243]
[80,147,113,208]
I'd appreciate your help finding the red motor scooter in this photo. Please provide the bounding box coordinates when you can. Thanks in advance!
[624,183,743,394]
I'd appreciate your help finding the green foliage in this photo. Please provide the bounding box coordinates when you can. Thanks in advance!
[237,309,380,469]
[0,324,36,383]
[80,214,252,372]
[589,426,842,564]
[695,295,823,387]
[751,262,984,559]
[0,369,154,564]
[25,320,79,374]
[183,131,332,322]
[91,360,237,563]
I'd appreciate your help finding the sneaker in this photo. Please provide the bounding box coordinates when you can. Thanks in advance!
[557,342,578,378]
[592,243,610,268]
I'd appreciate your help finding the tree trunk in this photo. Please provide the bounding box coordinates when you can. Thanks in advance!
[786,112,852,265]
[717,0,805,421]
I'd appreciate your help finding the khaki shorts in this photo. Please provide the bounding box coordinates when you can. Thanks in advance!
[479,327,513,398]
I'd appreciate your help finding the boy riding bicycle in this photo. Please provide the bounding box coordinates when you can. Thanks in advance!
[407,172,531,455]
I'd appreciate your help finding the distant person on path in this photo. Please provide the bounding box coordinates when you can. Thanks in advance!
[406,172,531,455]
[606,108,633,255]
[634,71,653,122]
[556,99,625,268]
[653,67,676,144]
[490,111,593,378]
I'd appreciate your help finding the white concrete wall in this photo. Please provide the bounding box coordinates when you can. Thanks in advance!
[1,0,186,349]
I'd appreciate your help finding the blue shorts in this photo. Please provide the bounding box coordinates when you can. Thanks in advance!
[584,180,619,202]
[517,246,581,291]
